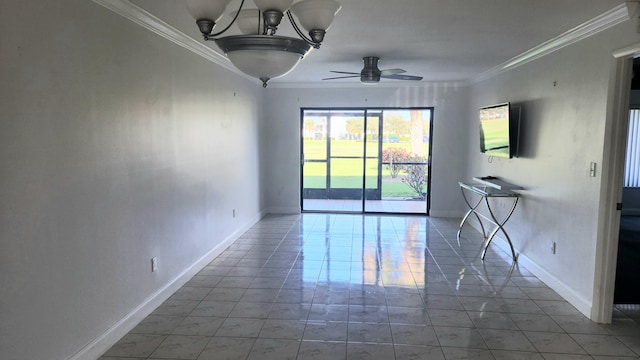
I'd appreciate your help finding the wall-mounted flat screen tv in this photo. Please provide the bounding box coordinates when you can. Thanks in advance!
[479,102,515,158]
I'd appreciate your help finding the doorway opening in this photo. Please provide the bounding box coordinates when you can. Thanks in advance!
[613,58,640,306]
[300,108,433,214]
[594,44,640,323]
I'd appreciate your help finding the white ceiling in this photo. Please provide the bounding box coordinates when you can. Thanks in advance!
[130,0,626,86]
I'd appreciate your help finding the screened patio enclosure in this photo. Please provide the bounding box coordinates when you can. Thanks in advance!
[301,108,433,214]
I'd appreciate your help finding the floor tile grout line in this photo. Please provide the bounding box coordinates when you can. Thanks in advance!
[99,214,640,360]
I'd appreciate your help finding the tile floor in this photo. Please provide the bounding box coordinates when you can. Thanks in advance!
[100,214,640,360]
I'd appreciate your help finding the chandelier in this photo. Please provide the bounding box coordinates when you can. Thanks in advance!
[186,0,341,87]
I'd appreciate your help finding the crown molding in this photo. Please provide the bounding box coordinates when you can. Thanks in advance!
[473,2,637,83]
[93,1,636,88]
[91,0,249,78]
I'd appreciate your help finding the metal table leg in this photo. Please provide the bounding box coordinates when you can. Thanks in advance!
[457,187,486,244]
[480,196,519,261]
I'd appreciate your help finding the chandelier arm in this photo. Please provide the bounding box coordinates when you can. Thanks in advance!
[286,11,318,48]
[262,11,267,35]
[208,0,246,39]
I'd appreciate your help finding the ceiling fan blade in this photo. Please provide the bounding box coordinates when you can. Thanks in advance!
[382,74,424,81]
[329,71,360,75]
[323,75,360,80]
[380,68,406,76]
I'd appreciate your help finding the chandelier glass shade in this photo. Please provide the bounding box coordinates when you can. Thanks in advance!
[253,0,294,12]
[230,9,263,35]
[186,0,233,24]
[186,0,341,87]
[216,35,310,84]
[290,0,341,34]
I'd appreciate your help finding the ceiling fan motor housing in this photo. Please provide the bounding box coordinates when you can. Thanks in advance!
[361,56,381,82]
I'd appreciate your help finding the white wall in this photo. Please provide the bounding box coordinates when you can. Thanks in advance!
[262,84,470,216]
[0,1,265,359]
[465,20,638,316]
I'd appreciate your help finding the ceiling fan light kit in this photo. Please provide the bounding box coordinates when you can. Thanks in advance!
[186,0,341,87]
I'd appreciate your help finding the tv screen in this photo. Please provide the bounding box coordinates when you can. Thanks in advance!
[479,103,511,158]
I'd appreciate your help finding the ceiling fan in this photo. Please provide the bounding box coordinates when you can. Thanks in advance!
[323,56,423,83]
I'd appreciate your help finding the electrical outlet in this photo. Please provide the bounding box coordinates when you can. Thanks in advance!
[151,257,158,272]
[551,242,557,255]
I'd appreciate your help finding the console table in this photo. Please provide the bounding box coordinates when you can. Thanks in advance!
[457,179,520,262]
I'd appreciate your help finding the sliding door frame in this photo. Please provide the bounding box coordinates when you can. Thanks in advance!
[300,107,434,215]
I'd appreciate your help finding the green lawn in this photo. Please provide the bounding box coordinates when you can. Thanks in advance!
[302,139,429,197]
[304,175,419,197]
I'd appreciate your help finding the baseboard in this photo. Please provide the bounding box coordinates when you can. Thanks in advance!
[514,250,592,317]
[267,206,301,214]
[68,211,266,360]
[429,209,466,218]
[465,220,593,318]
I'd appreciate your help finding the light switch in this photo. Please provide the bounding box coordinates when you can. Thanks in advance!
[589,162,597,177]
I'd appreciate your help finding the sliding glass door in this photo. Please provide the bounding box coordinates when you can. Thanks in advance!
[365,109,431,213]
[301,108,432,214]
[302,110,365,212]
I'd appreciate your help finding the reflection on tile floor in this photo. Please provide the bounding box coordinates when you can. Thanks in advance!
[101,214,640,360]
